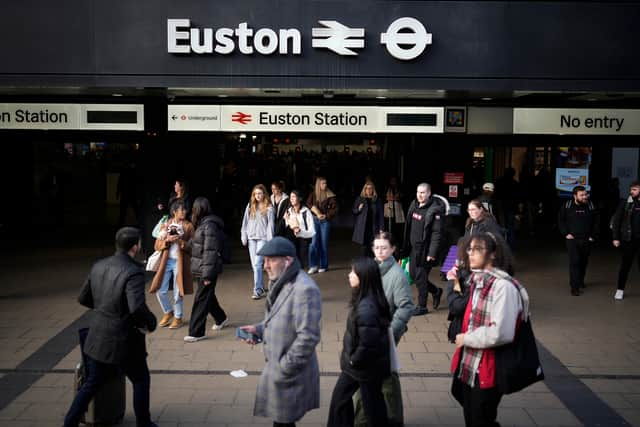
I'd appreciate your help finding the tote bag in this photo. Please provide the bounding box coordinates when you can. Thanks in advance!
[388,327,401,373]
[145,251,162,272]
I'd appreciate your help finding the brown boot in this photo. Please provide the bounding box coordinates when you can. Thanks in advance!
[159,311,174,327]
[168,317,183,329]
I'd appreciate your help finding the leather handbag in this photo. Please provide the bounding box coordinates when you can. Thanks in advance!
[494,317,545,394]
[145,250,162,272]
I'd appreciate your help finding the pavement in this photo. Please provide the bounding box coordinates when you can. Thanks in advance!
[1,228,640,426]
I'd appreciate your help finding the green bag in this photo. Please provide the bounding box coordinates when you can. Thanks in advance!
[398,257,413,285]
[152,215,169,239]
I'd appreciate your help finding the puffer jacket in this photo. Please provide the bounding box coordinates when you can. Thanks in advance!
[340,295,390,382]
[191,215,225,281]
[379,257,414,343]
[464,215,502,238]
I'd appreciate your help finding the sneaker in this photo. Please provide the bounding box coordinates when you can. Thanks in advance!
[318,268,327,273]
[412,306,429,316]
[308,267,319,274]
[212,318,229,331]
[614,289,624,300]
[252,289,265,300]
[159,311,174,327]
[184,335,207,343]
[432,287,443,310]
[168,317,183,329]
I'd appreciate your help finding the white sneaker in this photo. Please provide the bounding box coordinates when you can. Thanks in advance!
[318,268,327,273]
[184,335,207,343]
[308,267,319,274]
[212,318,229,331]
[614,290,624,300]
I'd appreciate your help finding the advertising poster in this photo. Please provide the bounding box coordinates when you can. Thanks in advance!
[555,147,592,197]
[555,168,590,193]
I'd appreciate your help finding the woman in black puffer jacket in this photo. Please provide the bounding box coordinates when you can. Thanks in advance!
[328,257,391,427]
[465,199,502,238]
[184,197,228,343]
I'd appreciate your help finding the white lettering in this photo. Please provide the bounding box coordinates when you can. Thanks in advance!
[167,19,191,54]
[279,29,301,54]
[254,28,279,55]
[214,28,235,54]
[235,22,253,54]
[190,28,213,54]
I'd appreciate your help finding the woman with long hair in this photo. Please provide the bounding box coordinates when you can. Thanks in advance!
[307,176,338,274]
[284,189,315,269]
[327,257,391,427]
[465,199,502,238]
[384,176,405,247]
[149,200,194,329]
[352,181,384,257]
[184,197,228,343]
[450,232,528,426]
[271,180,291,238]
[241,184,275,300]
[168,179,192,219]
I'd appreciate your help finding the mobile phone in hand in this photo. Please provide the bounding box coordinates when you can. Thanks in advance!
[236,327,261,343]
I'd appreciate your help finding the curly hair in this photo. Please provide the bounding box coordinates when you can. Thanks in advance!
[459,232,514,276]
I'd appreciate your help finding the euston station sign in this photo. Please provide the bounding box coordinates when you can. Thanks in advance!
[514,108,640,135]
[168,105,444,133]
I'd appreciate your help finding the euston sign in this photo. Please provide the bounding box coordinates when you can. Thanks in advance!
[167,17,432,60]
[0,104,144,130]
[514,109,640,135]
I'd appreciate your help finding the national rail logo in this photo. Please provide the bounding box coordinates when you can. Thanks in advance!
[231,112,252,125]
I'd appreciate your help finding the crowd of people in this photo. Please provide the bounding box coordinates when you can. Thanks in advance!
[65,169,640,427]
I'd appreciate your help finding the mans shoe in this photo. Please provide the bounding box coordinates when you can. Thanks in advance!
[159,312,174,327]
[433,287,443,310]
[212,318,229,331]
[184,335,207,343]
[571,289,580,296]
[615,289,624,300]
[168,317,183,329]
[252,289,265,300]
[412,306,429,316]
[308,267,319,274]
[318,268,327,273]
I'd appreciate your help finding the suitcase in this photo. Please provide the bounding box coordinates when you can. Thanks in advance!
[73,328,126,426]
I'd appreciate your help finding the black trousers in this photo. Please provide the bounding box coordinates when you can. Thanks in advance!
[409,247,439,308]
[617,239,640,290]
[566,239,591,291]
[327,372,388,427]
[293,238,310,269]
[461,382,502,427]
[273,423,295,427]
[188,277,227,337]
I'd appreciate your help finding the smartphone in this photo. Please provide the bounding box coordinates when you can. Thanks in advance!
[236,327,261,343]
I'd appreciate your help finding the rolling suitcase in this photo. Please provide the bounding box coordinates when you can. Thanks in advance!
[73,328,126,425]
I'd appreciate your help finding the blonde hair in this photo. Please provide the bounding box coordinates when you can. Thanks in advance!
[360,181,378,200]
[314,177,329,204]
[249,184,271,217]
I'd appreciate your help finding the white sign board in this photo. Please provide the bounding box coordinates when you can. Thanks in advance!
[168,105,221,131]
[0,104,144,130]
[514,108,640,135]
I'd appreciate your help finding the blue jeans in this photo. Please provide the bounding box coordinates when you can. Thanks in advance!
[157,257,182,319]
[64,354,151,427]
[309,218,331,270]
[248,239,266,293]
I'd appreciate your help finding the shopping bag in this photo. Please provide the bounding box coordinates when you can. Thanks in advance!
[152,215,169,239]
[495,317,544,394]
[398,257,412,285]
[146,250,162,272]
[388,327,401,373]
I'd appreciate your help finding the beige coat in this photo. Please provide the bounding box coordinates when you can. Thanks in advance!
[149,220,194,296]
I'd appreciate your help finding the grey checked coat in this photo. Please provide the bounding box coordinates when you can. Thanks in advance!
[253,270,322,423]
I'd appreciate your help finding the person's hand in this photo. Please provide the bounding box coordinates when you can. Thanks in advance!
[358,203,364,210]
[455,333,465,348]
[318,214,326,220]
[166,234,179,243]
[588,237,595,242]
[157,203,164,211]
[137,327,149,335]
[238,325,259,345]
[293,227,300,236]
[613,240,621,247]
[566,234,575,240]
[203,280,211,286]
[446,265,458,281]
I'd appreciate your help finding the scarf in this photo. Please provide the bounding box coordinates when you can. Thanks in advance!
[266,258,301,312]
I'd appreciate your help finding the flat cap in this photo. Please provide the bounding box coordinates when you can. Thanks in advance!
[257,237,296,257]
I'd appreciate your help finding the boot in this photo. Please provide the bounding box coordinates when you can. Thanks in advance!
[168,317,183,329]
[159,311,174,327]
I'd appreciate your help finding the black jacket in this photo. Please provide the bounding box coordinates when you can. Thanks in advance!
[446,279,470,343]
[558,199,599,240]
[464,215,502,238]
[402,197,445,259]
[273,196,291,237]
[78,252,156,365]
[351,196,384,246]
[611,197,640,242]
[340,295,390,381]
[191,215,225,280]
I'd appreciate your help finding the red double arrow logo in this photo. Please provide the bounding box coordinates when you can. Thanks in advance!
[231,112,252,125]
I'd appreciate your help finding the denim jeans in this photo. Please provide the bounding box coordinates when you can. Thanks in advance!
[248,239,266,293]
[157,257,182,319]
[309,218,331,270]
[64,354,151,427]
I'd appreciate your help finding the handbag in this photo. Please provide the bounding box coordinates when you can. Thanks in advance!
[152,215,169,239]
[145,250,162,272]
[388,327,401,373]
[494,317,544,394]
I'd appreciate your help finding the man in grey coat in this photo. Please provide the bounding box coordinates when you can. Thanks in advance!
[239,237,322,427]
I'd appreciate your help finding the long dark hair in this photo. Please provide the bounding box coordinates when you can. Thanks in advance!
[191,197,212,228]
[349,257,391,322]
[465,199,489,229]
[459,232,514,276]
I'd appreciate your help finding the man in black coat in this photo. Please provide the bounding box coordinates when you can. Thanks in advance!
[558,185,599,296]
[402,183,445,316]
[611,181,640,300]
[64,227,158,427]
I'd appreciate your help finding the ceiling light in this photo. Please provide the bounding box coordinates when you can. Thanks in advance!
[218,94,228,98]
[111,93,123,97]
[376,96,387,99]
[481,97,493,101]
